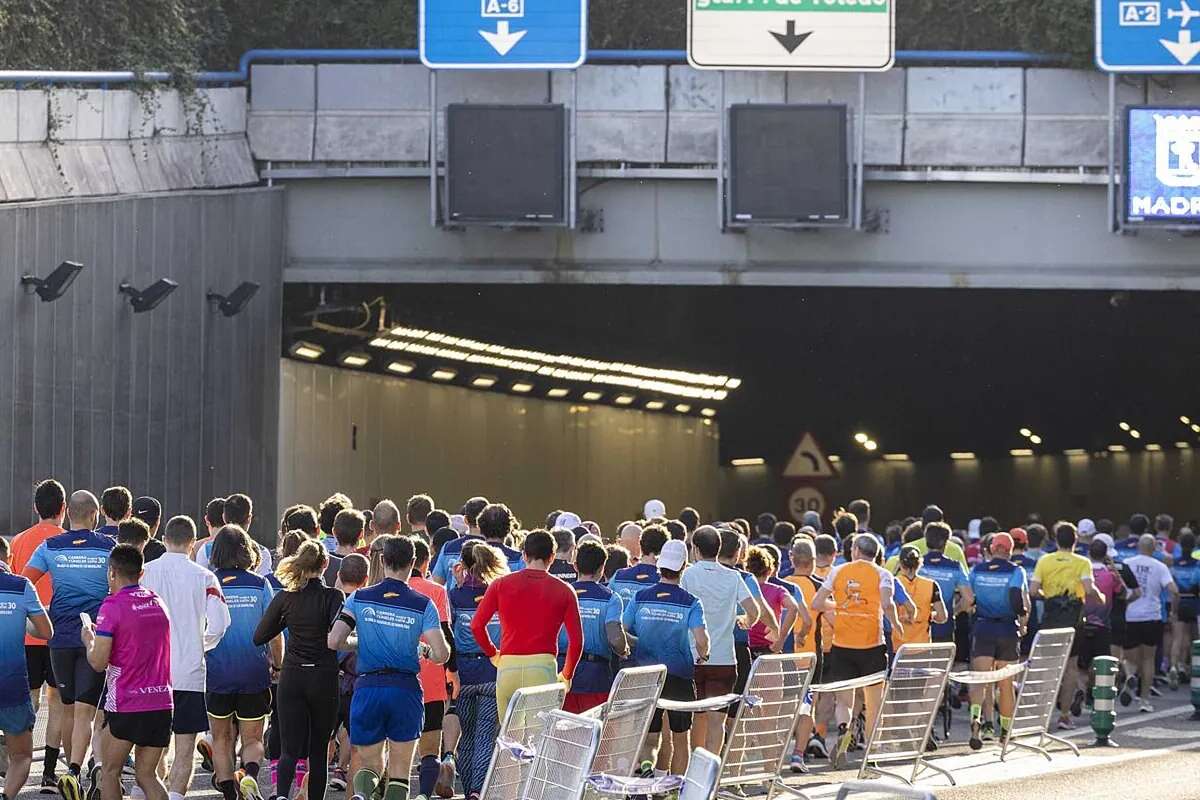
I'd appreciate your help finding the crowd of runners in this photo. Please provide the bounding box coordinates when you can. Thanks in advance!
[1,481,1195,800]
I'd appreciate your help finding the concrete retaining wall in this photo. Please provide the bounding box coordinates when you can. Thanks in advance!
[0,87,257,202]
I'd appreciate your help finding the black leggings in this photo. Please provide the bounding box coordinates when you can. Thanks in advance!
[276,667,339,800]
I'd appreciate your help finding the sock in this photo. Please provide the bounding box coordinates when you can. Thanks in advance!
[69,763,81,778]
[383,778,410,800]
[440,751,455,764]
[970,704,982,723]
[44,746,61,777]
[418,755,439,797]
[217,779,238,800]
[243,762,260,780]
[352,768,381,800]
[1000,715,1013,734]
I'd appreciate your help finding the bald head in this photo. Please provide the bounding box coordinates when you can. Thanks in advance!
[373,500,401,535]
[68,490,100,530]
[1138,533,1157,555]
[618,522,643,558]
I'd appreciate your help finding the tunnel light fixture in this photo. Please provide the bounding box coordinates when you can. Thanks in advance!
[583,391,603,402]
[1019,428,1032,438]
[21,260,84,302]
[615,394,636,406]
[430,368,457,381]
[1063,448,1088,456]
[1129,429,1141,439]
[1177,441,1192,449]
[1181,415,1191,426]
[511,381,534,393]
[700,407,716,417]
[674,403,692,413]
[854,432,869,444]
[1029,435,1043,445]
[1010,448,1034,457]
[1193,424,1200,434]
[387,360,415,375]
[882,453,910,462]
[731,457,766,467]
[471,375,498,388]
[863,440,878,452]
[1108,444,1127,453]
[1119,421,1131,431]
[289,341,324,360]
[119,278,178,313]
[207,281,260,317]
[950,452,977,460]
[547,387,569,398]
[1145,443,1163,451]
[828,455,841,463]
[645,400,665,410]
[339,351,370,368]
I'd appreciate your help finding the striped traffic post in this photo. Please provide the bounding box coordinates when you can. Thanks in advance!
[1091,655,1119,747]
[1191,640,1200,721]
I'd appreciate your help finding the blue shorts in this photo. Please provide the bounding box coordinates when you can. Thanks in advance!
[0,698,36,735]
[349,685,424,746]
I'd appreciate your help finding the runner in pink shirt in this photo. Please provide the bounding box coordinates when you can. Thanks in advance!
[82,544,172,800]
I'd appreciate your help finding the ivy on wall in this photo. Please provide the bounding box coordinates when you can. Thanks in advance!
[0,0,1094,74]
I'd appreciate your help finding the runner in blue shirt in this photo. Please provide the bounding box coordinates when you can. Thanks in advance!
[22,490,113,794]
[622,539,708,776]
[1170,530,1200,687]
[95,486,132,540]
[0,540,53,800]
[329,536,449,800]
[558,542,628,714]
[918,524,974,643]
[608,526,668,604]
[966,532,1028,751]
[430,534,481,592]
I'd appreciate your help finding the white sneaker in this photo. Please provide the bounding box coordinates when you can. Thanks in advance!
[1139,701,1155,713]
[130,786,146,800]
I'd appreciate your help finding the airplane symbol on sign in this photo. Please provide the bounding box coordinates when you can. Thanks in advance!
[1169,0,1200,25]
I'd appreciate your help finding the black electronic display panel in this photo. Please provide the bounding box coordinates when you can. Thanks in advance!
[446,104,567,225]
[728,104,849,225]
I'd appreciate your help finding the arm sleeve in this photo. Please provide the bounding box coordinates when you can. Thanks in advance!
[930,581,943,604]
[735,574,753,603]
[422,598,442,635]
[471,582,501,658]
[24,580,46,617]
[337,594,358,629]
[27,543,49,574]
[95,597,117,638]
[561,589,584,680]
[203,573,231,652]
[745,575,764,600]
[442,621,457,671]
[253,592,287,646]
[606,595,622,625]
[431,552,449,583]
[622,598,637,634]
[689,598,707,631]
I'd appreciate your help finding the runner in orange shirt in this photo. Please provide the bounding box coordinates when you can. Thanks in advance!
[408,539,453,800]
[785,537,824,773]
[892,546,948,651]
[9,479,67,792]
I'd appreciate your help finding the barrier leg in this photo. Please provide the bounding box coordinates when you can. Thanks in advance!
[1191,640,1200,721]
[1090,656,1119,747]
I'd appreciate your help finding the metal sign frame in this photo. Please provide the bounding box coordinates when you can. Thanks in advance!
[419,0,588,70]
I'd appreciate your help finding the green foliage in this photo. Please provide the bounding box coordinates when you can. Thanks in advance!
[0,0,1092,73]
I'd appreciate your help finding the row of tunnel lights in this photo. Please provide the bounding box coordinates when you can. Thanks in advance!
[288,340,720,417]
[732,419,1200,466]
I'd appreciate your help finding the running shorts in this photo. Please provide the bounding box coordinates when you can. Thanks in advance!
[827,645,888,683]
[1125,621,1163,649]
[495,654,559,722]
[693,664,737,700]
[350,685,424,746]
[26,645,55,691]
[649,675,696,735]
[1076,625,1113,669]
[971,631,1020,663]
[107,709,172,748]
[422,700,445,733]
[50,647,104,706]
[171,690,209,734]
[206,689,272,722]
[0,698,36,735]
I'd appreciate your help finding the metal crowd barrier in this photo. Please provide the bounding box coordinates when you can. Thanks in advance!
[715,652,816,799]
[679,747,723,800]
[586,664,667,780]
[479,683,567,800]
[835,780,938,799]
[859,642,957,787]
[519,710,604,800]
[999,627,1081,762]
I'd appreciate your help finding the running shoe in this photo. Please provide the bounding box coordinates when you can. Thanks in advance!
[1057,715,1076,730]
[330,768,348,792]
[85,763,102,800]
[40,774,59,794]
[832,722,854,768]
[981,721,995,741]
[58,772,83,800]
[1139,701,1155,713]
[239,771,264,800]
[1149,684,1163,698]
[129,785,145,800]
[433,754,456,799]
[1168,667,1181,691]
[805,734,829,760]
[1119,675,1136,707]
[789,754,809,774]
[197,738,215,773]
[969,719,983,751]
[924,736,938,753]
[1070,689,1085,718]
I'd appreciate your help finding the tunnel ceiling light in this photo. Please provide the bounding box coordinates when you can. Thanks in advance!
[1177,441,1192,449]
[1129,429,1141,439]
[1119,421,1131,431]
[863,440,878,452]
[615,394,636,406]
[1029,434,1043,445]
[828,454,841,463]
[1064,448,1088,456]
[21,260,84,302]
[430,368,457,381]
[1191,423,1199,434]
[1181,415,1191,425]
[882,453,910,461]
[700,407,716,417]
[289,341,324,360]
[731,457,766,467]
[950,452,977,460]
[119,278,177,313]
[339,351,370,368]
[1145,443,1163,451]
[583,391,603,402]
[1010,448,1034,457]
[854,432,869,444]
[471,375,498,388]
[1019,428,1032,438]
[1108,444,1127,452]
[372,322,741,398]
[387,360,415,374]
[646,400,665,410]
[547,387,569,398]
[511,381,534,393]
[207,281,260,317]
[674,403,691,413]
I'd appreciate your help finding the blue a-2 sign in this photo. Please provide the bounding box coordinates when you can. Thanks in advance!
[420,0,588,69]
[1097,0,1200,71]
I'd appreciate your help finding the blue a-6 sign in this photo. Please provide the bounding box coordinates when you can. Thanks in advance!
[1097,0,1200,71]
[420,0,588,69]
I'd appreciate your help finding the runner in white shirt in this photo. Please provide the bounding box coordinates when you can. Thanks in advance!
[1122,534,1178,712]
[141,516,231,800]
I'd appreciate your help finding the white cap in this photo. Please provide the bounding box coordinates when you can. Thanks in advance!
[1094,533,1116,559]
[450,514,469,535]
[658,539,688,571]
[554,511,582,531]
[1078,518,1097,536]
[644,499,667,519]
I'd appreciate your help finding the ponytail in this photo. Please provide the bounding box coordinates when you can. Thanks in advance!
[276,538,327,591]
